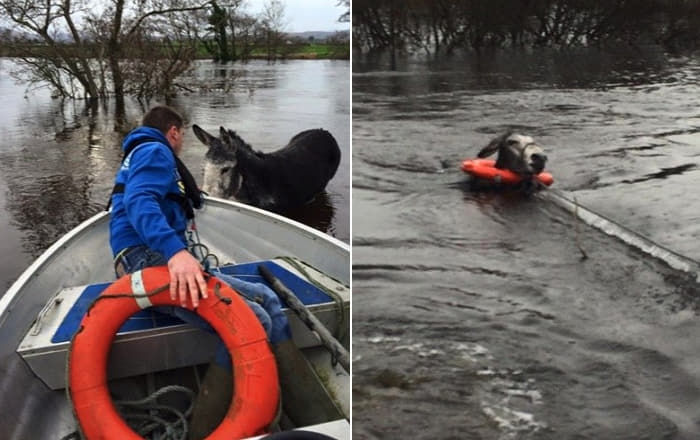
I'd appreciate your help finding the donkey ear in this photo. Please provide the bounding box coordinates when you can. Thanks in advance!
[192,124,216,146]
[477,133,508,158]
[219,126,230,143]
[219,126,237,151]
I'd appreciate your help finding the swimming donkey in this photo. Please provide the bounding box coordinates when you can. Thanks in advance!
[192,125,341,213]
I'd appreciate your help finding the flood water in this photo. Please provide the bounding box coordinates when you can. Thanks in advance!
[0,58,349,292]
[352,47,700,439]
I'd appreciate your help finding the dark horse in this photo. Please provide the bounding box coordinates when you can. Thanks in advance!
[192,125,341,213]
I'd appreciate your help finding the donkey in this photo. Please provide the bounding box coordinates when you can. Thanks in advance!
[192,125,341,213]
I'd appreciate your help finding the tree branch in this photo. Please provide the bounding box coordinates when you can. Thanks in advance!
[125,3,209,38]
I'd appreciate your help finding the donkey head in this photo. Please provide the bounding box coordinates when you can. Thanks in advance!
[477,132,548,176]
[192,124,246,199]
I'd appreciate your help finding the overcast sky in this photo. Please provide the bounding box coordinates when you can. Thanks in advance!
[245,0,349,33]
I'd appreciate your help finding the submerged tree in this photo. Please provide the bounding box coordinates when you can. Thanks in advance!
[200,0,257,62]
[207,1,231,62]
[353,0,700,55]
[0,0,101,99]
[0,0,209,103]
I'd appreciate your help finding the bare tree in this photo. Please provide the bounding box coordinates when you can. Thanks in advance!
[0,0,208,103]
[0,0,100,99]
[230,10,258,60]
[260,0,287,61]
[338,0,350,23]
[118,9,200,100]
[99,0,208,108]
[353,0,700,54]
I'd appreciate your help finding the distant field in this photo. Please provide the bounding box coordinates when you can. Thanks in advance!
[283,43,350,59]
[223,43,349,60]
[1,42,350,60]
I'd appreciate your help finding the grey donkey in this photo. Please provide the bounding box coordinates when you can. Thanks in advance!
[193,125,341,213]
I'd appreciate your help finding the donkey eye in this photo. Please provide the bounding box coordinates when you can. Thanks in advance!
[221,167,231,175]
[507,139,519,146]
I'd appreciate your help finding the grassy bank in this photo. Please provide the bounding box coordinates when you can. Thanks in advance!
[274,43,350,60]
[198,43,350,60]
[0,42,350,60]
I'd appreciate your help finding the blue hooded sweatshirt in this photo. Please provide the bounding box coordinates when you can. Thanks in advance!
[109,126,188,260]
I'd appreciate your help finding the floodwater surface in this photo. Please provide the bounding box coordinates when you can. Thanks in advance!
[0,58,349,292]
[352,47,700,439]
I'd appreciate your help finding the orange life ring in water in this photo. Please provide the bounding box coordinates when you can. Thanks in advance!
[68,266,279,440]
[461,159,554,186]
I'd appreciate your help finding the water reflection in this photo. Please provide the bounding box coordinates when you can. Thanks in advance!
[4,173,95,256]
[354,45,673,92]
[284,191,336,236]
[186,61,279,94]
[0,97,118,259]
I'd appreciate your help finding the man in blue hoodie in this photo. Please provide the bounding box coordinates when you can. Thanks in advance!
[110,105,209,307]
[109,106,292,437]
[110,106,327,438]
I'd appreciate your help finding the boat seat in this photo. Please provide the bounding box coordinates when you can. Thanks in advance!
[17,259,349,390]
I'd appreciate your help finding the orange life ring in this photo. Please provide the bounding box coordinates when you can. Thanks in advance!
[461,159,554,186]
[68,266,279,440]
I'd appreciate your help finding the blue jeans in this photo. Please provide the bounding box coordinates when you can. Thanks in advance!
[209,268,292,344]
[114,245,291,369]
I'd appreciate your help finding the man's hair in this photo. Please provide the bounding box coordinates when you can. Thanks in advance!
[142,105,184,134]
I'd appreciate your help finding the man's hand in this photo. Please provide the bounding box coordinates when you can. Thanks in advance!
[167,249,208,308]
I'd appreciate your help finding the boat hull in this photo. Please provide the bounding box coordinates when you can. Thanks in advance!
[0,197,349,439]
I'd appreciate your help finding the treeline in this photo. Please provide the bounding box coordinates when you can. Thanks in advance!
[0,39,350,61]
[353,0,700,55]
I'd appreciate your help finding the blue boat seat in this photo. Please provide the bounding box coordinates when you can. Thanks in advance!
[52,260,335,344]
[17,259,347,390]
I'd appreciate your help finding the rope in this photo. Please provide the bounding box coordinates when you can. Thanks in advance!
[86,283,170,315]
[275,256,348,343]
[61,386,197,440]
[540,189,700,276]
[186,220,220,271]
[213,282,233,305]
[115,385,196,440]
